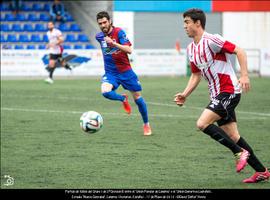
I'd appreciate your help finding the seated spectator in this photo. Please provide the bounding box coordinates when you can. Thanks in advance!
[10,0,22,15]
[50,0,66,23]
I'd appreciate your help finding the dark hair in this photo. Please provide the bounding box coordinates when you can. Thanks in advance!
[183,8,206,29]
[96,11,111,21]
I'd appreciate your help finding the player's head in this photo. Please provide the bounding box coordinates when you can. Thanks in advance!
[96,11,113,34]
[183,8,206,37]
[47,21,54,31]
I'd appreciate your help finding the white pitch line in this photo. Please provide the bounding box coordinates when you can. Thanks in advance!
[2,94,270,117]
[1,107,268,120]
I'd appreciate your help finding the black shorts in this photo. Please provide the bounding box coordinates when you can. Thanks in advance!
[49,53,62,61]
[206,93,241,126]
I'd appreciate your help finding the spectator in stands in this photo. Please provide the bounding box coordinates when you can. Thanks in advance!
[10,0,22,15]
[50,0,66,23]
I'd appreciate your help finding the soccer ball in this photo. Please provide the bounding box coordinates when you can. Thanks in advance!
[80,111,103,133]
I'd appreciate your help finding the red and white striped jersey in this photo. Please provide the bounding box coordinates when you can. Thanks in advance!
[47,28,63,55]
[187,32,241,99]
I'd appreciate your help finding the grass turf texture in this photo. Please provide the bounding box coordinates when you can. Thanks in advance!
[1,77,270,189]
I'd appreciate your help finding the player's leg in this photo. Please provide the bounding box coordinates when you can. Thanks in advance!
[220,122,270,183]
[197,109,243,154]
[45,55,56,84]
[130,91,151,136]
[60,56,72,70]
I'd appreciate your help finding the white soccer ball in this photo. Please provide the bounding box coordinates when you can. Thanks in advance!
[80,111,103,133]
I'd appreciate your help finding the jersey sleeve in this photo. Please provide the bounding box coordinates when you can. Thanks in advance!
[118,29,132,46]
[208,34,236,54]
[56,29,62,37]
[190,62,201,73]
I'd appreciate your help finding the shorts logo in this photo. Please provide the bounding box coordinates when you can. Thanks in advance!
[210,99,219,108]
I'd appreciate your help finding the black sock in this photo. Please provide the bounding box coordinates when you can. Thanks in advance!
[49,67,55,79]
[203,124,242,154]
[64,63,72,70]
[237,137,265,172]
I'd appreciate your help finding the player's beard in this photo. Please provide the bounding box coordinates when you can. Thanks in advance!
[102,24,112,35]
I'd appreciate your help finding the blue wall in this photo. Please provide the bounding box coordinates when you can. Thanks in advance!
[113,1,211,12]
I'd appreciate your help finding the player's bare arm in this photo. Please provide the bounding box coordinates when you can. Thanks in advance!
[234,46,250,93]
[104,36,132,54]
[174,72,201,106]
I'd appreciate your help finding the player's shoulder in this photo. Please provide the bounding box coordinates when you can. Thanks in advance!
[95,32,104,40]
[203,32,224,42]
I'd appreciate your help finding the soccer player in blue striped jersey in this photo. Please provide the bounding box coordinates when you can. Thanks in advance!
[95,11,152,136]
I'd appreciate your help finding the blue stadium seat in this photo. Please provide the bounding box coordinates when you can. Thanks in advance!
[40,13,50,21]
[18,34,30,42]
[35,24,47,32]
[32,3,43,11]
[1,14,5,21]
[58,23,70,32]
[44,3,51,11]
[23,24,35,32]
[78,34,89,42]
[11,24,23,32]
[42,34,49,42]
[5,13,16,21]
[70,24,81,32]
[1,24,10,32]
[63,44,71,49]
[38,44,47,49]
[7,34,17,42]
[85,44,96,49]
[65,34,77,42]
[1,35,6,43]
[28,13,39,21]
[74,45,83,49]
[16,13,27,21]
[31,34,42,42]
[26,45,36,49]
[21,4,32,11]
[15,44,24,49]
[65,14,74,22]
[1,3,10,11]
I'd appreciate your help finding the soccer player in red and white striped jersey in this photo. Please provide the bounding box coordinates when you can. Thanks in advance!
[174,8,269,183]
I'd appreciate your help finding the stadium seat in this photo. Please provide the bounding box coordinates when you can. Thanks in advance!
[15,44,24,49]
[44,3,51,12]
[21,3,32,11]
[1,3,10,11]
[28,13,39,21]
[16,13,27,21]
[65,14,74,22]
[11,24,23,32]
[35,24,47,32]
[78,34,89,42]
[63,44,71,49]
[74,44,83,49]
[26,45,36,49]
[1,24,10,32]
[18,34,30,42]
[65,34,77,42]
[42,34,49,42]
[31,34,42,42]
[32,3,43,11]
[85,44,96,49]
[40,13,50,21]
[7,34,17,42]
[5,13,16,21]
[1,14,5,21]
[58,23,70,32]
[23,24,35,32]
[70,24,81,32]
[38,44,47,49]
[1,35,6,43]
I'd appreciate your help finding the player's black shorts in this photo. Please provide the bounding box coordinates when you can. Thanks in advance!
[49,53,62,61]
[206,92,241,126]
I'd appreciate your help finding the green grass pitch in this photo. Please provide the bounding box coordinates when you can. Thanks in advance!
[1,76,270,189]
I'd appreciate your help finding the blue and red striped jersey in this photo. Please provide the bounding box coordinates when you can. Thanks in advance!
[96,27,132,75]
